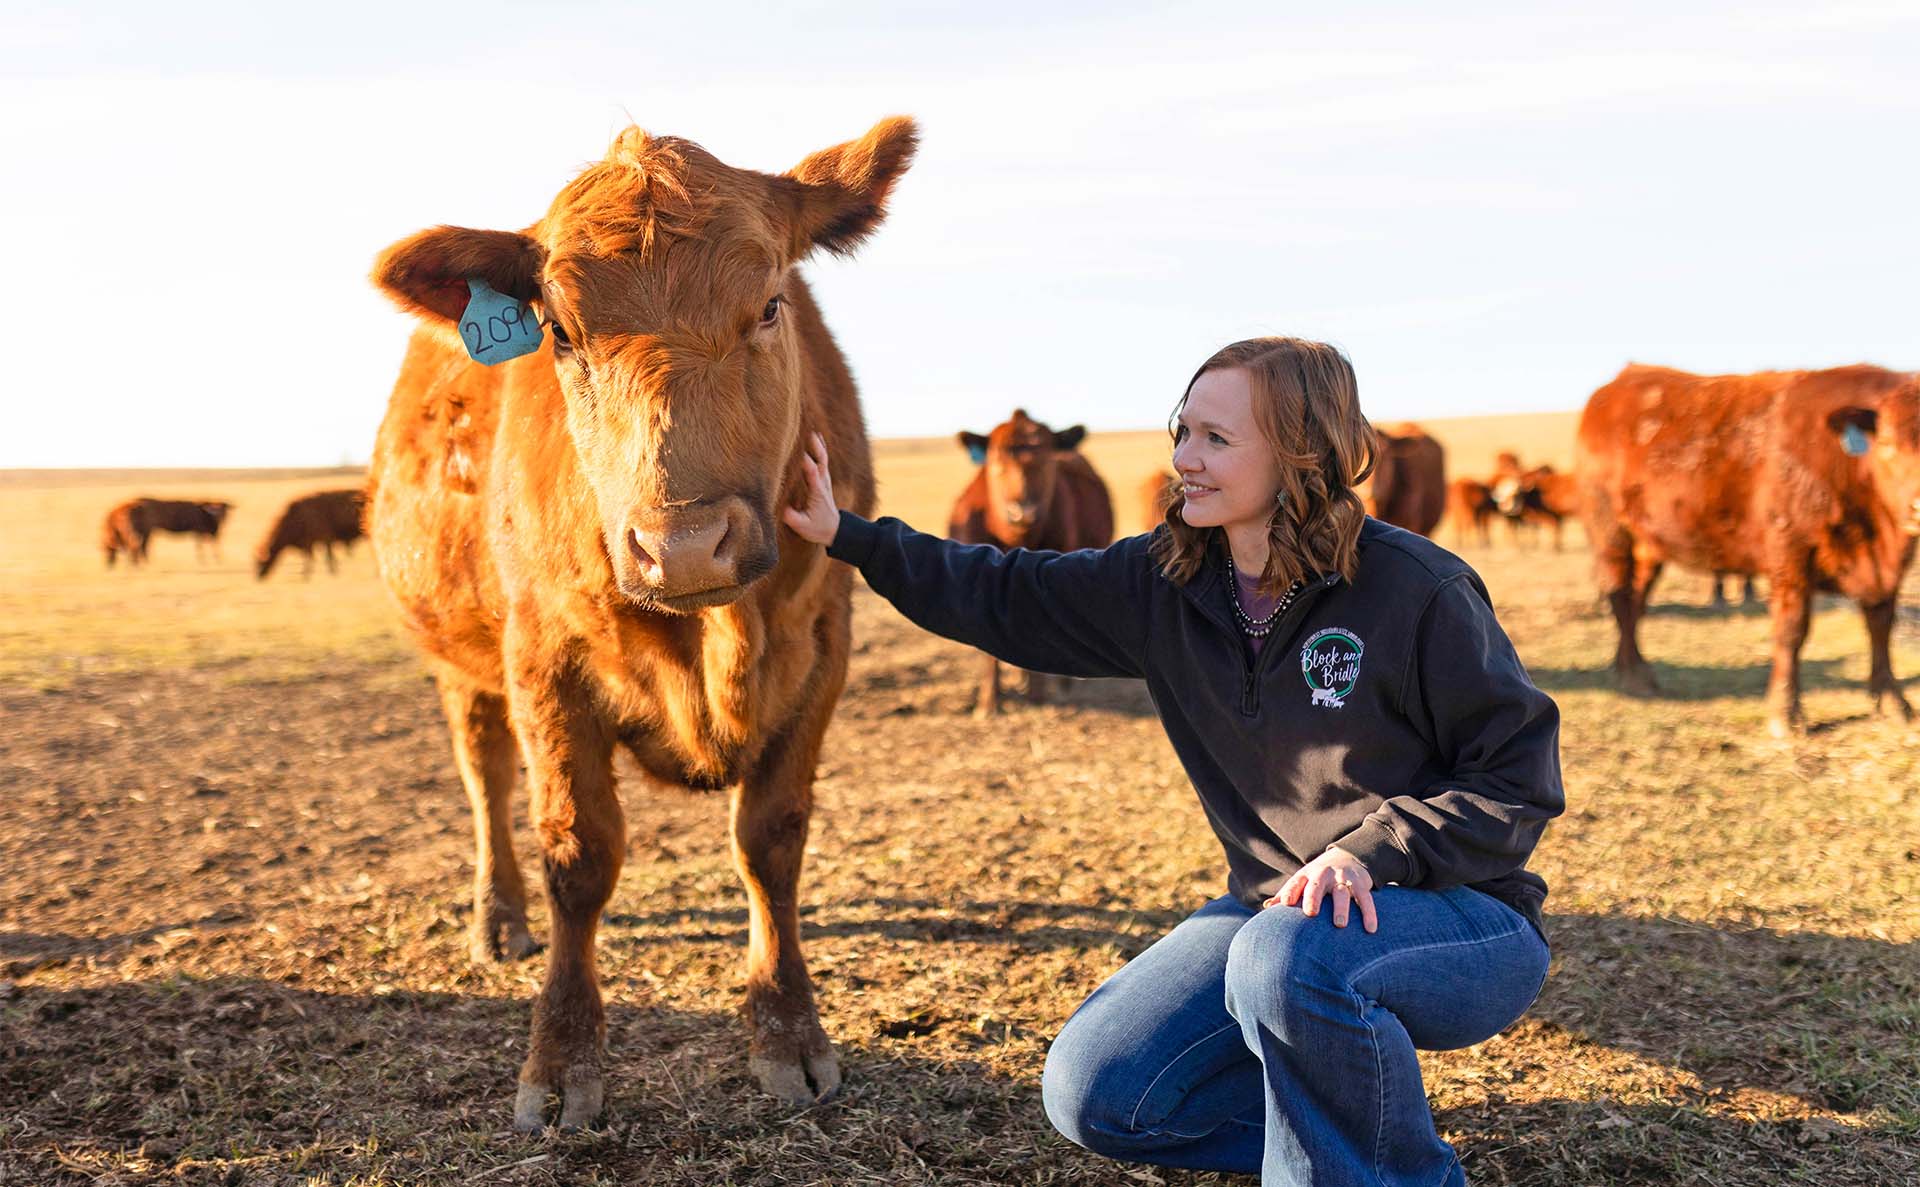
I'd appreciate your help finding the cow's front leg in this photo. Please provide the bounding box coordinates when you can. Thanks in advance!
[507,664,623,1131]
[732,673,841,1103]
[1861,597,1913,722]
[974,652,1001,718]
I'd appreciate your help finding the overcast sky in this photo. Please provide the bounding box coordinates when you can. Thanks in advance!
[4,1,1916,467]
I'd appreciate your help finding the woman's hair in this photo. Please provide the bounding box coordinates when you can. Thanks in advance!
[1149,336,1376,593]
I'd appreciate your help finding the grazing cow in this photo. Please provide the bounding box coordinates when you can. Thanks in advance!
[1576,363,1920,736]
[255,489,366,579]
[366,117,916,1128]
[1494,465,1581,550]
[1445,478,1497,549]
[949,410,1115,715]
[102,498,233,566]
[1360,424,1447,536]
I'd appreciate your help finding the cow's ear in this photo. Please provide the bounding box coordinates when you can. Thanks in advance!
[1053,425,1088,451]
[958,431,989,464]
[1827,407,1878,457]
[372,227,545,323]
[779,116,919,258]
[1827,407,1877,436]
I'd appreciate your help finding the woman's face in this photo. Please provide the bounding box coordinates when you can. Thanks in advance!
[1172,366,1286,532]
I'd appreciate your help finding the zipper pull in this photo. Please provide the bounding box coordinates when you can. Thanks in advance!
[1241,668,1258,715]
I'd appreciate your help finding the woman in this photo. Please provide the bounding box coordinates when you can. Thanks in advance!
[784,337,1561,1186]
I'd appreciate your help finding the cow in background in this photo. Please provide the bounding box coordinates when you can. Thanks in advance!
[1140,469,1178,533]
[950,410,1115,715]
[1445,478,1497,549]
[1495,465,1581,551]
[256,489,367,579]
[1360,424,1447,537]
[1576,363,1920,736]
[367,117,916,1126]
[102,498,233,567]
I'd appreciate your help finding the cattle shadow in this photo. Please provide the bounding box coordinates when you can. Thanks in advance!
[1640,600,1769,620]
[0,910,252,975]
[1524,657,1848,701]
[604,896,1187,956]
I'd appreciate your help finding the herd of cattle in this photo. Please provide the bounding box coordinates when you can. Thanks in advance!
[86,120,1918,1129]
[101,488,367,579]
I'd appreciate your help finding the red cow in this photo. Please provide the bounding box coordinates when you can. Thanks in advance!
[949,410,1115,714]
[102,498,233,566]
[1444,478,1496,549]
[366,117,916,1126]
[1576,363,1920,736]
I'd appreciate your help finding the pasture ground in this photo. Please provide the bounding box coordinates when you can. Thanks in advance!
[3,418,1918,1185]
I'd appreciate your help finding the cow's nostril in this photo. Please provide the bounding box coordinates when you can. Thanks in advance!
[628,528,656,571]
[712,521,735,567]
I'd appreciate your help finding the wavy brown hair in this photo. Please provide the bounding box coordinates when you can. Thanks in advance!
[1149,337,1376,593]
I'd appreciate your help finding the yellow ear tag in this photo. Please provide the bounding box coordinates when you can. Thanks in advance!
[459,279,543,365]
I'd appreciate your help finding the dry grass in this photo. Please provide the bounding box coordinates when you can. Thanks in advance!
[3,423,1917,1186]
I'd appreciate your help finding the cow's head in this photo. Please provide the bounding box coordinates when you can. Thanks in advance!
[1494,464,1555,517]
[958,410,1087,543]
[1831,386,1920,533]
[372,118,917,611]
[202,501,232,526]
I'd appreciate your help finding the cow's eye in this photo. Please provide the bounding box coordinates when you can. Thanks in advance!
[547,318,573,353]
[760,296,783,327]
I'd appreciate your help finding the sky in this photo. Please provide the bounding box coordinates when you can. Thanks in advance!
[3,0,1917,467]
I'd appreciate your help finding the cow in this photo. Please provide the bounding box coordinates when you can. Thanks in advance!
[948,410,1115,715]
[102,498,233,566]
[1360,424,1447,536]
[1494,465,1581,551]
[1140,469,1178,534]
[365,117,917,1129]
[255,489,366,579]
[1576,362,1920,736]
[1445,478,1496,549]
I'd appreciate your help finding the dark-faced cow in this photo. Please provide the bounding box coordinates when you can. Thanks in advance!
[366,118,916,1128]
[949,410,1115,715]
[1576,363,1920,736]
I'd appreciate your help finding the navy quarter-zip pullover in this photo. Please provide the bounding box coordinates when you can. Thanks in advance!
[827,512,1563,934]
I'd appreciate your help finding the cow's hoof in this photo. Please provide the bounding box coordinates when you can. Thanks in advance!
[471,920,543,965]
[1766,713,1804,740]
[972,703,998,720]
[512,1071,605,1132]
[750,1038,841,1106]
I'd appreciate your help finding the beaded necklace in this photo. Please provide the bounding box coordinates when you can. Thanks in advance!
[1225,554,1304,638]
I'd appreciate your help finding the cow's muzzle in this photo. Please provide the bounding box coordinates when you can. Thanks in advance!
[617,497,775,609]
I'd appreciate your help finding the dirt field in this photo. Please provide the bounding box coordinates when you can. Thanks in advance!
[3,420,1918,1186]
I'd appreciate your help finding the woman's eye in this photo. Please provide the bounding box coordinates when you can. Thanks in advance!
[1174,425,1188,443]
[1210,432,1228,446]
[760,296,783,327]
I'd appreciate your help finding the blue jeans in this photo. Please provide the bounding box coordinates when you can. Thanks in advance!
[1041,886,1549,1186]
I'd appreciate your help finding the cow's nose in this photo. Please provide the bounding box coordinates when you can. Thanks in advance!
[624,503,752,598]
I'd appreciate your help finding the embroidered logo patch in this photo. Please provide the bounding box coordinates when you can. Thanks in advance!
[1301,627,1364,708]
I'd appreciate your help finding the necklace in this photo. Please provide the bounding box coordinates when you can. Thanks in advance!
[1225,554,1304,638]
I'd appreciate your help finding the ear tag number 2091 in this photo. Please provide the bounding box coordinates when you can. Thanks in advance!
[459,279,543,366]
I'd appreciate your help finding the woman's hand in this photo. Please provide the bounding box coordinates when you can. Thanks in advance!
[1267,846,1378,933]
[782,432,842,545]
